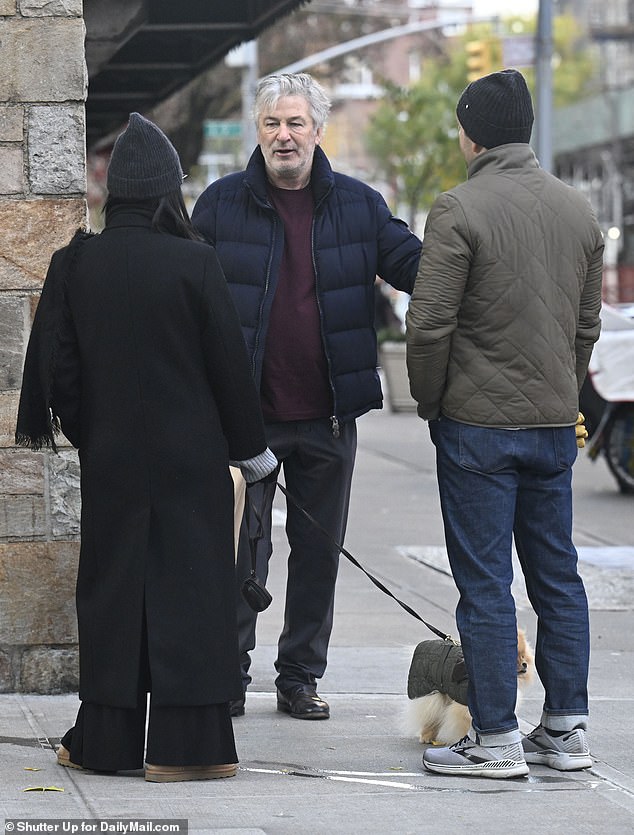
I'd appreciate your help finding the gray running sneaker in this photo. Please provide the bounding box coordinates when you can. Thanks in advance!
[522,725,592,771]
[423,733,529,779]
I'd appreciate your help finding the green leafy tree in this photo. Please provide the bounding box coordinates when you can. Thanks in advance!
[366,60,466,232]
[366,14,597,228]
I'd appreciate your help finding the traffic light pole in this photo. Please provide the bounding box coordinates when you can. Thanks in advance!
[535,0,553,172]
[274,15,495,76]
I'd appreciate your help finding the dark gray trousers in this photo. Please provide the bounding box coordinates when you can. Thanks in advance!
[236,417,357,693]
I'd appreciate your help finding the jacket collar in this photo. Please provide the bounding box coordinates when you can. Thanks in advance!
[467,143,539,179]
[244,144,335,205]
[103,204,156,229]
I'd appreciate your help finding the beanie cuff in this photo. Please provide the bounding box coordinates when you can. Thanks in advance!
[107,171,182,200]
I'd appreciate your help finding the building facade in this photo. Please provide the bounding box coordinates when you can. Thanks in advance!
[0,1,87,693]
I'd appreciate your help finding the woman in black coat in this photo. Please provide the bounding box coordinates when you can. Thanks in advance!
[16,113,276,782]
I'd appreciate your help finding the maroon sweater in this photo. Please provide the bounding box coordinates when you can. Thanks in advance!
[261,184,332,422]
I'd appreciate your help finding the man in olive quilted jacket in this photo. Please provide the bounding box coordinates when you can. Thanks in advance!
[406,69,604,779]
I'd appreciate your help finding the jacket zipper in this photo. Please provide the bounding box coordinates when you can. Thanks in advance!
[310,195,339,438]
[251,194,277,378]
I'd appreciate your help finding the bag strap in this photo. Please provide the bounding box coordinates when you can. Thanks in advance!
[275,482,455,643]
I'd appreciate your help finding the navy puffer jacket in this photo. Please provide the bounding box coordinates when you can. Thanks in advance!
[192,146,421,424]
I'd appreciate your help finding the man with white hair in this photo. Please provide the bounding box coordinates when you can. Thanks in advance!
[194,72,421,720]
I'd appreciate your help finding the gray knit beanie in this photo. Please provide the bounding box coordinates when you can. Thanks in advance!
[456,69,534,149]
[107,112,183,199]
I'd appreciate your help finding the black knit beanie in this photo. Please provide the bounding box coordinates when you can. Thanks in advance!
[456,69,534,149]
[107,112,183,199]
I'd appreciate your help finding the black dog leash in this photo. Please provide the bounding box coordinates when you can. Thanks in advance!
[275,482,454,643]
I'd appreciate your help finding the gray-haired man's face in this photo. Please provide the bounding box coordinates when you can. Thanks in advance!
[257,95,323,190]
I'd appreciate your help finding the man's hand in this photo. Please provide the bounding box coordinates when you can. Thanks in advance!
[576,412,588,448]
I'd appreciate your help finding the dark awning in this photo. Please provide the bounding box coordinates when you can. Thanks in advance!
[84,0,308,148]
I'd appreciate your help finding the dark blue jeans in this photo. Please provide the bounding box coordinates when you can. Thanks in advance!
[236,418,357,693]
[430,417,590,745]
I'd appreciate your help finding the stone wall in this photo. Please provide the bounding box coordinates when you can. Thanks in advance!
[0,0,87,692]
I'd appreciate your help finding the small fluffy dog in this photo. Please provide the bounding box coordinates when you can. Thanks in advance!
[403,629,534,745]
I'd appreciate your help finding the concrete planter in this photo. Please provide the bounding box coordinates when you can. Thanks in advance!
[379,340,417,412]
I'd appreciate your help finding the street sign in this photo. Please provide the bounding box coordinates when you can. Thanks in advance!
[502,35,535,68]
[203,120,242,138]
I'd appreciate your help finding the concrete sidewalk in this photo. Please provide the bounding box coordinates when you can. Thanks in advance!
[2,408,633,833]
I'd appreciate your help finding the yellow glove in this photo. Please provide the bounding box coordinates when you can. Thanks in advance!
[575,412,588,449]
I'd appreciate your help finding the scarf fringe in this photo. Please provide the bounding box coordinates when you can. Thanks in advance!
[14,431,58,453]
[15,413,60,452]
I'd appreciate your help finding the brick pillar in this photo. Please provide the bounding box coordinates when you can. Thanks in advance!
[0,0,87,692]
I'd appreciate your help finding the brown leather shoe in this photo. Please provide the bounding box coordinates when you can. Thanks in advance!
[145,762,237,782]
[56,744,85,771]
[276,685,330,719]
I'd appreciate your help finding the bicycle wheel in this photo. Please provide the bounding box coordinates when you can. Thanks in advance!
[604,405,634,494]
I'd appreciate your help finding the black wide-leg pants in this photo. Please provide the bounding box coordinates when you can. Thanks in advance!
[62,604,237,772]
[61,698,237,772]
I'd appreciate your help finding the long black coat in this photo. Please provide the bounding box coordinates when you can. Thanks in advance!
[42,209,268,708]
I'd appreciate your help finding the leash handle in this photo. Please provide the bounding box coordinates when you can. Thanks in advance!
[275,482,453,642]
